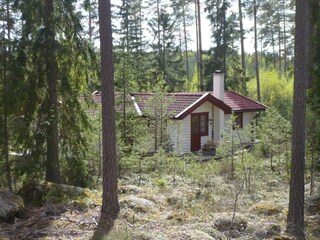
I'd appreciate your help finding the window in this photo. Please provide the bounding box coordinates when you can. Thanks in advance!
[200,114,208,135]
[191,112,208,136]
[233,112,243,129]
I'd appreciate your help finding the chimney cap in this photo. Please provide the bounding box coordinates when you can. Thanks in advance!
[215,70,222,73]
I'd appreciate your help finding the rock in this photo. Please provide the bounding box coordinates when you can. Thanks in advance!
[171,230,215,240]
[306,215,320,239]
[0,191,25,222]
[119,195,155,213]
[18,181,101,208]
[274,236,294,240]
[306,192,320,215]
[252,201,284,215]
[253,222,281,239]
[133,231,167,240]
[213,213,248,232]
[118,185,143,194]
[167,210,189,222]
[166,196,179,205]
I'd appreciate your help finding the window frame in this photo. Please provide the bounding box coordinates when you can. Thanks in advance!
[191,112,209,136]
[233,112,243,129]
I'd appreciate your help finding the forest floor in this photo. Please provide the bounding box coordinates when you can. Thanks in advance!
[0,155,319,240]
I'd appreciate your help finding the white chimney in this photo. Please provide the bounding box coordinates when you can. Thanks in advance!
[213,70,224,101]
[213,71,225,142]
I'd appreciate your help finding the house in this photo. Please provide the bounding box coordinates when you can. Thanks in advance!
[94,72,266,154]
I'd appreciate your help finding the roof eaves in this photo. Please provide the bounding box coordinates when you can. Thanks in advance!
[174,92,210,119]
[228,90,268,109]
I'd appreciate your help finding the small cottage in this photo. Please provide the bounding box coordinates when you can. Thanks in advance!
[94,72,266,154]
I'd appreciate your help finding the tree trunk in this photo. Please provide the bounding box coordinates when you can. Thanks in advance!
[182,1,190,85]
[283,1,287,77]
[196,0,204,91]
[238,0,246,94]
[195,0,203,91]
[3,0,13,192]
[44,0,61,183]
[278,17,282,77]
[286,0,309,238]
[253,0,261,102]
[98,0,119,221]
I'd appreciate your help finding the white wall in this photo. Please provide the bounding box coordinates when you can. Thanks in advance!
[170,101,213,154]
[169,104,259,154]
[223,112,257,143]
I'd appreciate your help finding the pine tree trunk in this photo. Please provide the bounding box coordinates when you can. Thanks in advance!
[238,0,246,93]
[271,27,276,69]
[3,0,13,192]
[98,0,119,220]
[278,17,282,76]
[283,1,287,77]
[182,1,190,84]
[197,0,203,91]
[253,0,261,102]
[286,0,309,238]
[44,0,61,183]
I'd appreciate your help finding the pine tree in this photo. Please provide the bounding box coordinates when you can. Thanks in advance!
[12,0,95,186]
[97,0,119,226]
[171,0,193,88]
[286,0,310,238]
[148,1,184,91]
[204,0,240,90]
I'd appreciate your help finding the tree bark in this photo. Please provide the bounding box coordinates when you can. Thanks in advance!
[253,0,261,102]
[44,0,61,183]
[195,0,203,91]
[286,0,309,238]
[238,0,246,94]
[3,0,13,192]
[182,1,190,85]
[98,0,119,220]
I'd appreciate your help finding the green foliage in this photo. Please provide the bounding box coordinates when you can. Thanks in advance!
[256,108,291,170]
[144,89,174,151]
[247,69,293,119]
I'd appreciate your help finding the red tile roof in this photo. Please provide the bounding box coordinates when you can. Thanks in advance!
[92,91,266,119]
[224,90,267,112]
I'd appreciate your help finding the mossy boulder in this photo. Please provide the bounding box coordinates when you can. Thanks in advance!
[251,222,281,239]
[306,192,320,215]
[167,210,190,222]
[252,201,284,215]
[0,190,25,222]
[171,230,215,240]
[213,213,248,232]
[119,195,155,213]
[18,181,101,207]
[118,185,143,194]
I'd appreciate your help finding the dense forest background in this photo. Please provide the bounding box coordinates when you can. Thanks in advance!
[0,0,319,205]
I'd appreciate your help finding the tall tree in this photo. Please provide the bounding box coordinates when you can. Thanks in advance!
[286,0,309,238]
[172,0,193,87]
[238,0,246,93]
[195,0,204,91]
[148,3,184,91]
[98,0,119,223]
[11,0,95,186]
[204,0,240,90]
[253,0,261,102]
[0,0,14,192]
[44,0,61,183]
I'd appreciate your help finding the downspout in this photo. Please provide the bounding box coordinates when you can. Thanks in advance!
[212,105,214,139]
[253,111,261,123]
[252,111,261,145]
